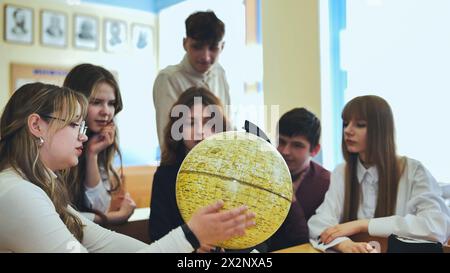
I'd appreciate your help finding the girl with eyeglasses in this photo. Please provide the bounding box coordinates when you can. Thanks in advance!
[63,63,134,225]
[0,82,255,252]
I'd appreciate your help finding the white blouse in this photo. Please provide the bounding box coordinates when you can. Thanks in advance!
[84,166,111,214]
[153,54,230,146]
[308,157,450,250]
[0,168,193,253]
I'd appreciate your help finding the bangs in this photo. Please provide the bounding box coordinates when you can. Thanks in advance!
[342,97,367,122]
[51,89,88,130]
[90,79,122,114]
[89,80,104,100]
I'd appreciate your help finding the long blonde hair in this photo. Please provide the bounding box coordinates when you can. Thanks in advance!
[341,95,404,221]
[0,82,88,241]
[63,64,123,213]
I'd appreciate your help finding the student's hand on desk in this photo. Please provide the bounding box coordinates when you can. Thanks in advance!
[87,122,115,155]
[335,240,378,253]
[187,200,256,248]
[320,219,369,244]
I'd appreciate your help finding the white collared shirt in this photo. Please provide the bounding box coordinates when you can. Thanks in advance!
[153,54,231,146]
[356,159,378,219]
[308,157,450,250]
[0,168,194,253]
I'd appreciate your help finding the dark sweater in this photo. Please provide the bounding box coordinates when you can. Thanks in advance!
[267,160,330,252]
[149,161,267,252]
[149,162,184,242]
[149,160,329,252]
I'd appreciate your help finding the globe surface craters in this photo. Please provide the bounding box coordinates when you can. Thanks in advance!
[176,131,292,249]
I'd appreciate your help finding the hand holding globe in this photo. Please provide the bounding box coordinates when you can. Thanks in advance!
[187,200,256,250]
[177,131,293,249]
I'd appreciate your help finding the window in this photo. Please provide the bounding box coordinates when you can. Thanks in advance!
[321,0,450,183]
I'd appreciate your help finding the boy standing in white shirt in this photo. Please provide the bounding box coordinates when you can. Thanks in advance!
[153,11,230,146]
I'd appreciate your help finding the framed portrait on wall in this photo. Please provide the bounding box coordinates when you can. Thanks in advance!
[131,24,153,52]
[74,14,98,50]
[4,4,33,44]
[41,10,67,48]
[104,19,127,53]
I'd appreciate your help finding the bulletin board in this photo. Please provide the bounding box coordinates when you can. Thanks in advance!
[9,63,69,95]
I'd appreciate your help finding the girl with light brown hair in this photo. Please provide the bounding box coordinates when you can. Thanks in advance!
[0,82,255,252]
[308,95,450,253]
[63,63,134,225]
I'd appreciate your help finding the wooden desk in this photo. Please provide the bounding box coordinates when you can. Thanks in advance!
[444,244,450,253]
[106,207,151,244]
[274,234,450,253]
[273,233,387,253]
[350,233,388,253]
[272,243,321,253]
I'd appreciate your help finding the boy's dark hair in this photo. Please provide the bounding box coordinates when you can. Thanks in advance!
[278,108,321,150]
[185,11,225,44]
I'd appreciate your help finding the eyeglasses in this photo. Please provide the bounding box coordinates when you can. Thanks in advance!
[42,115,88,137]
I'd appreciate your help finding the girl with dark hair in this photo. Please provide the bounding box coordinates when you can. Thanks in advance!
[150,87,229,249]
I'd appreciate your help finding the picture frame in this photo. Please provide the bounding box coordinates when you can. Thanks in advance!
[40,10,67,48]
[104,19,127,53]
[131,23,153,52]
[73,14,98,50]
[4,4,33,44]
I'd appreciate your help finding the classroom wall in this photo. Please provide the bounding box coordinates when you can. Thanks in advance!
[1,0,323,206]
[1,0,322,154]
[0,0,159,165]
[261,0,321,138]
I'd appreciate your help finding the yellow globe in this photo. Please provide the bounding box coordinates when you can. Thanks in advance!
[176,131,292,249]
